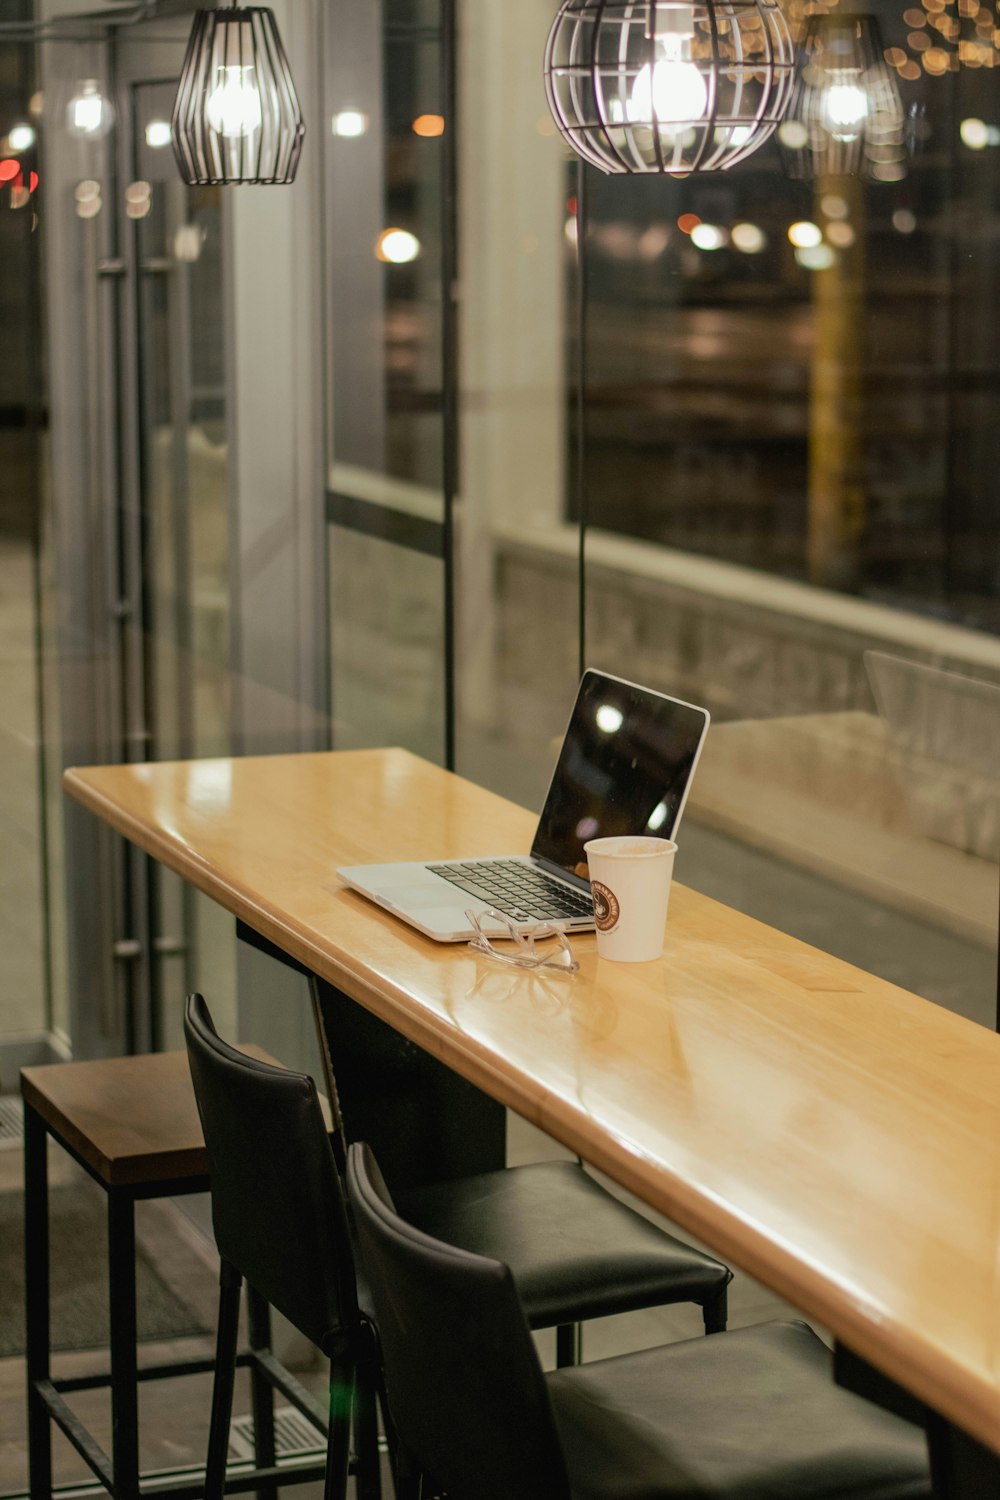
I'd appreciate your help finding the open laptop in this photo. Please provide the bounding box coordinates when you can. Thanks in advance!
[338,669,710,942]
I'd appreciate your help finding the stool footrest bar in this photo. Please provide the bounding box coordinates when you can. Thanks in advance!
[53,1358,217,1396]
[34,1380,114,1493]
[246,1350,329,1432]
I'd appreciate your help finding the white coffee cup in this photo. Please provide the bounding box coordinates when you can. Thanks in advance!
[583,835,677,963]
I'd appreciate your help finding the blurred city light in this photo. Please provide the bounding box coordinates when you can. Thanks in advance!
[376,228,420,263]
[788,220,822,248]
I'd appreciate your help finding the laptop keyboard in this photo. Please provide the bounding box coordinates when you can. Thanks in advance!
[427,860,594,923]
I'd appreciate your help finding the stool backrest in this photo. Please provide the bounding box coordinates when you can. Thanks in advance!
[184,992,359,1355]
[346,1141,571,1500]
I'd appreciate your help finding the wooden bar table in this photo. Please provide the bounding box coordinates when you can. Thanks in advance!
[65,747,1000,1494]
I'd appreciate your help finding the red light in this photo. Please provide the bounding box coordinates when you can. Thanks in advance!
[29,171,38,192]
[0,159,19,183]
[566,195,578,216]
[677,213,701,235]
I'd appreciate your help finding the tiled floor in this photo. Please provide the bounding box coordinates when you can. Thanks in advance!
[0,1111,804,1500]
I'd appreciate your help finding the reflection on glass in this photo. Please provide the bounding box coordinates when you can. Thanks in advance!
[788,219,822,248]
[595,704,623,734]
[145,120,172,148]
[66,79,113,137]
[332,108,368,136]
[412,113,444,137]
[376,227,421,263]
[318,0,1000,1035]
[647,802,669,831]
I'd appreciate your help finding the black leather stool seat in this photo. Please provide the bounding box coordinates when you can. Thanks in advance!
[347,1141,932,1500]
[548,1320,930,1500]
[399,1161,730,1328]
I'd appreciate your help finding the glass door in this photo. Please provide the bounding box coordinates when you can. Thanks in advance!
[127,72,236,1049]
[46,18,236,1057]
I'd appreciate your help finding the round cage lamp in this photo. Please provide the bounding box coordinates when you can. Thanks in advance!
[779,13,906,180]
[543,0,795,175]
[171,5,305,186]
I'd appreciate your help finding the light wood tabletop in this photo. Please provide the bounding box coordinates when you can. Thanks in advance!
[64,747,1000,1455]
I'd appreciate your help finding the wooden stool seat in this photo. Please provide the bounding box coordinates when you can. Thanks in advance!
[21,1044,288,1500]
[21,1050,210,1187]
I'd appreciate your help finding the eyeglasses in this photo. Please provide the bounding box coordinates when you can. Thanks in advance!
[466,908,580,974]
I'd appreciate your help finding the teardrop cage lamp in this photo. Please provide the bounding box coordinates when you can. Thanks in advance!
[779,12,906,181]
[171,4,305,186]
[544,0,796,175]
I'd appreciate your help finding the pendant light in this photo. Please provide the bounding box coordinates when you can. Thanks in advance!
[543,0,795,175]
[779,13,906,181]
[171,5,305,186]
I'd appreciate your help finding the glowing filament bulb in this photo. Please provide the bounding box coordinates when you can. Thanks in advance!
[206,66,262,139]
[629,7,708,125]
[820,75,869,140]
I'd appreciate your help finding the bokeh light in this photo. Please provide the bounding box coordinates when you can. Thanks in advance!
[375,227,420,263]
[788,220,822,248]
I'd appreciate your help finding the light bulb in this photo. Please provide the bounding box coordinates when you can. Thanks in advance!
[820,76,869,141]
[629,8,708,127]
[206,66,262,139]
[67,80,113,139]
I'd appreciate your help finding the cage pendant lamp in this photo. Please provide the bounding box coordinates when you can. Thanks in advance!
[544,0,795,175]
[781,13,905,180]
[171,5,305,186]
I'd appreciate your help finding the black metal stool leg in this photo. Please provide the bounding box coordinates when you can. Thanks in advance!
[324,1356,351,1500]
[108,1189,140,1500]
[392,1453,422,1500]
[352,1322,382,1500]
[205,1262,242,1500]
[24,1104,52,1500]
[246,1285,277,1500]
[555,1324,581,1368]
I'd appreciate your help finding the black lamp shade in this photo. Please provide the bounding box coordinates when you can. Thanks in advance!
[171,7,305,186]
[544,0,795,175]
[780,13,906,181]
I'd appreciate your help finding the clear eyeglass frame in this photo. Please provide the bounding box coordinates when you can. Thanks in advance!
[466,907,580,974]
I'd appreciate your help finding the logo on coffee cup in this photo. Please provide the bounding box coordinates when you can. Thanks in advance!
[591,880,620,933]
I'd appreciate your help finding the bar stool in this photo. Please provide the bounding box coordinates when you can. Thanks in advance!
[21,1048,323,1500]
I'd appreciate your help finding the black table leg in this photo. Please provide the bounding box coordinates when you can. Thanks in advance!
[236,922,506,1190]
[835,1340,1000,1497]
[311,976,505,1189]
[927,1413,1000,1498]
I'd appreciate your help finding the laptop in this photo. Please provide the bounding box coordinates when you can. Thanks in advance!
[337,668,710,942]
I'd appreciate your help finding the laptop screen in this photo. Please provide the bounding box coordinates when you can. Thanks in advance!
[531,670,710,888]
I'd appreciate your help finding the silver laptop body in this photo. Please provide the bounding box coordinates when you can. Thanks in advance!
[338,669,710,942]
